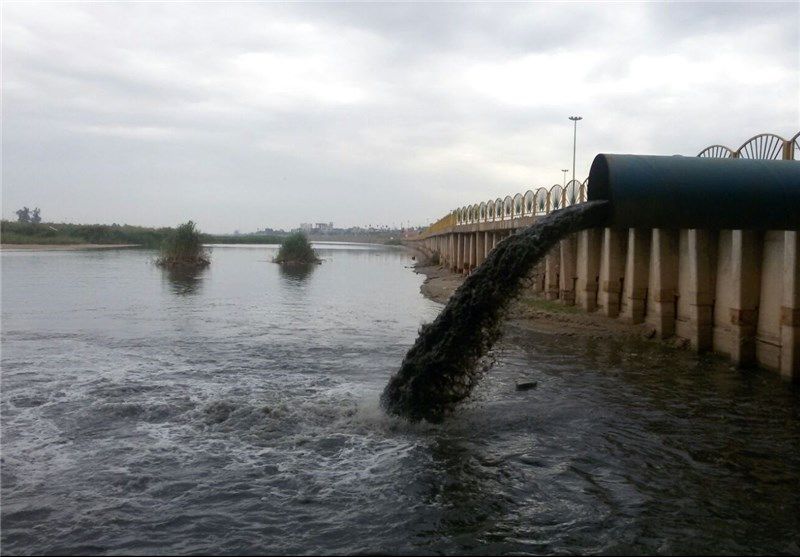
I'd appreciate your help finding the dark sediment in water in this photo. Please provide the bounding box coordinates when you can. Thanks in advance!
[381,201,611,422]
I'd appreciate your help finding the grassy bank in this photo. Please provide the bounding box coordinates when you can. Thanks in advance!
[1,221,284,247]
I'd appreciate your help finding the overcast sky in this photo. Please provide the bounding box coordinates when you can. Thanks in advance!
[3,2,798,233]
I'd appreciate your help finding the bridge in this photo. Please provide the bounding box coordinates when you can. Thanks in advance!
[413,131,800,382]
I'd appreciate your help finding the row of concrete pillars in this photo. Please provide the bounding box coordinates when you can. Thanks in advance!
[418,227,799,381]
[421,229,517,274]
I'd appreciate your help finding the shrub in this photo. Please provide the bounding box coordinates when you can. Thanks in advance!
[156,221,210,268]
[273,232,320,264]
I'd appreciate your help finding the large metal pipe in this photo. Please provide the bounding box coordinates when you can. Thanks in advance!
[587,154,800,230]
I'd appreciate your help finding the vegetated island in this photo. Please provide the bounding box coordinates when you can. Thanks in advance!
[273,231,321,265]
[155,221,210,268]
[0,220,285,247]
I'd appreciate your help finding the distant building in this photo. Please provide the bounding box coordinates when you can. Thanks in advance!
[298,222,334,234]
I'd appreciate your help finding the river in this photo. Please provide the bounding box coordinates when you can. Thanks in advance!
[2,244,799,555]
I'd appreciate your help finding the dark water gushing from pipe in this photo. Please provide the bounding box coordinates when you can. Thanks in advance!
[382,201,611,422]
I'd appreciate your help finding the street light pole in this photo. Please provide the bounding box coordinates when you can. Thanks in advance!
[569,116,582,184]
[561,169,568,187]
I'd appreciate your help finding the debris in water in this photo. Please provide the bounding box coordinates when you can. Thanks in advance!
[381,201,610,422]
[515,381,538,391]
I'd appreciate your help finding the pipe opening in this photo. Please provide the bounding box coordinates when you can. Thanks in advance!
[587,154,611,203]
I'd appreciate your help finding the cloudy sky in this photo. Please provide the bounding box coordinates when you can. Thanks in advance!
[3,2,798,233]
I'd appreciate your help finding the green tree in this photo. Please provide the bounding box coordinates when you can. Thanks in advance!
[274,232,320,264]
[156,221,210,268]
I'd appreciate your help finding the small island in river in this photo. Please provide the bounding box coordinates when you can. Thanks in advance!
[273,231,321,265]
[155,221,210,269]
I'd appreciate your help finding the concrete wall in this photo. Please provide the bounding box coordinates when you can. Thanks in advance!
[414,225,800,382]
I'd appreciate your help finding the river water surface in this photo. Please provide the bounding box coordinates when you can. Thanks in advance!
[2,244,799,555]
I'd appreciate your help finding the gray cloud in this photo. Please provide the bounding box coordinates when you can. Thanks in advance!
[3,2,798,232]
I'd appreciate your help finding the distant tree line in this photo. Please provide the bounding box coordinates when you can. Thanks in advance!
[15,207,41,224]
[1,218,285,247]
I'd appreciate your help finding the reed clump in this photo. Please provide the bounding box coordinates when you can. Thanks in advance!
[156,221,210,268]
[274,232,320,265]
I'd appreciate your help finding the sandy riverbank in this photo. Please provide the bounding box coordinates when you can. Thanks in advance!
[414,262,658,342]
[0,244,139,251]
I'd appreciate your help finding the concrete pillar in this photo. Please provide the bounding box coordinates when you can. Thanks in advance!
[646,229,679,338]
[530,260,544,293]
[448,233,455,270]
[484,231,491,260]
[465,233,472,273]
[462,234,469,274]
[677,229,717,351]
[576,228,602,311]
[621,228,651,324]
[716,230,761,366]
[451,233,456,268]
[456,234,464,273]
[461,234,467,271]
[781,231,800,381]
[475,232,486,267]
[559,234,578,305]
[545,248,560,300]
[599,228,627,317]
[469,232,477,272]
[757,231,785,370]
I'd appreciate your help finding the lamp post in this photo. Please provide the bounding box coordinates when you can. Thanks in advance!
[561,169,568,187]
[569,116,582,184]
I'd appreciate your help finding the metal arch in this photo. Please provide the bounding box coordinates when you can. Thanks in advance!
[503,195,514,219]
[580,177,590,202]
[534,187,549,215]
[697,144,735,158]
[549,184,564,211]
[479,201,487,222]
[494,198,503,221]
[512,193,523,217]
[523,190,535,216]
[564,179,582,207]
[455,207,462,225]
[791,130,800,160]
[736,133,786,160]
[486,199,496,221]
[472,204,481,222]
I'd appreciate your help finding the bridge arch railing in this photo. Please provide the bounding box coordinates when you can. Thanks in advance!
[564,179,582,207]
[512,193,524,218]
[534,187,549,215]
[697,131,799,160]
[698,144,735,159]
[523,190,535,216]
[422,130,799,236]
